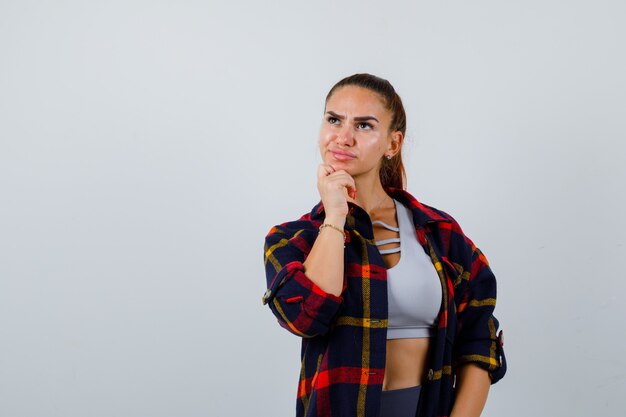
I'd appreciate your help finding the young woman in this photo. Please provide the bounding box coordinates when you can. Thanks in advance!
[262,74,506,417]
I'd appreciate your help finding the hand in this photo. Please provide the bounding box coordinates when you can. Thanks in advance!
[316,164,356,220]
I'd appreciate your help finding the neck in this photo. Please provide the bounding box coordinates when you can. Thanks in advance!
[353,175,392,215]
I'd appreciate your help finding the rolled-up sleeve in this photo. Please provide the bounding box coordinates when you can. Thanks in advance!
[262,224,344,338]
[453,244,507,384]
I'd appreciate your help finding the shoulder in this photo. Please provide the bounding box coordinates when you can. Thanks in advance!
[264,203,323,244]
[263,205,324,267]
[389,188,464,231]
[390,188,479,257]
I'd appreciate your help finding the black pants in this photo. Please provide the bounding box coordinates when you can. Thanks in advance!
[378,385,422,417]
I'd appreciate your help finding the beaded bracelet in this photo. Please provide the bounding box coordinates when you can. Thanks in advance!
[318,223,346,242]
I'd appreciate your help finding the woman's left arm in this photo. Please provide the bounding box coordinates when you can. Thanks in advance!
[450,363,491,417]
[445,219,507,415]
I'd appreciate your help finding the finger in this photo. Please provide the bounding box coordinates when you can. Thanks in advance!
[341,173,357,200]
[326,172,357,200]
[317,164,335,179]
[329,170,356,188]
[345,184,357,201]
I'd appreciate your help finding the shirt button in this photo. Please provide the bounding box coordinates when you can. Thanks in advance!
[427,369,434,380]
[261,289,271,305]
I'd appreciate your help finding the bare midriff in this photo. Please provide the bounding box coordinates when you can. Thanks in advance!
[382,338,432,390]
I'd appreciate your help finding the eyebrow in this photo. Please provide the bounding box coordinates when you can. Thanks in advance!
[326,111,379,123]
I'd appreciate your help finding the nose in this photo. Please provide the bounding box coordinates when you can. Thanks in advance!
[335,127,355,146]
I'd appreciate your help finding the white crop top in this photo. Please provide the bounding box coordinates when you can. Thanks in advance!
[373,199,442,339]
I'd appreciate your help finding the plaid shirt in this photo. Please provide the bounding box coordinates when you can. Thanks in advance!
[262,188,506,417]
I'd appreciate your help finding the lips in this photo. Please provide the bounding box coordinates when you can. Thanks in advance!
[329,148,356,161]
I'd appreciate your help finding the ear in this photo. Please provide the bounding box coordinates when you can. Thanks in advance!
[387,131,404,157]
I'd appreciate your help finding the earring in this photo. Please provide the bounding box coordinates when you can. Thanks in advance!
[385,155,392,160]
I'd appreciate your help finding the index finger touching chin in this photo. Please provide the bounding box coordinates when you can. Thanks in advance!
[317,164,336,178]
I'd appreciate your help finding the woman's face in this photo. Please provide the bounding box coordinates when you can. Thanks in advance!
[319,85,400,179]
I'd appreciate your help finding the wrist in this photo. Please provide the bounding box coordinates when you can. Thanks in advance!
[323,214,346,228]
[318,223,346,242]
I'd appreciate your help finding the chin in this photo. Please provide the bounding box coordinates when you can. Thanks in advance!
[328,161,354,172]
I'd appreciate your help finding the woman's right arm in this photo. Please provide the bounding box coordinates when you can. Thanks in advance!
[262,164,355,337]
[301,164,355,296]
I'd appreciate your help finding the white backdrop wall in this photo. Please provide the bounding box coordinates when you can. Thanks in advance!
[1,1,625,416]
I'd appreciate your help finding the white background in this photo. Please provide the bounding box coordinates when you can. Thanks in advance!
[1,1,625,416]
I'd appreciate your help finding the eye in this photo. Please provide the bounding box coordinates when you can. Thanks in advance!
[327,116,340,125]
[356,122,373,130]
